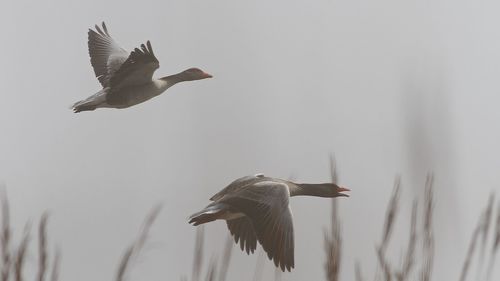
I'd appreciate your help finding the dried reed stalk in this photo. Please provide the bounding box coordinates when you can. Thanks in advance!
[186,228,234,281]
[324,216,342,281]
[495,202,500,254]
[0,190,11,281]
[1,191,58,281]
[420,174,434,281]
[459,198,488,281]
[116,246,134,281]
[476,194,495,280]
[218,235,233,281]
[14,223,30,281]
[191,226,205,281]
[324,155,342,281]
[37,213,49,281]
[395,200,418,281]
[116,205,161,281]
[376,178,401,281]
[486,201,500,281]
[204,256,217,281]
[459,223,481,281]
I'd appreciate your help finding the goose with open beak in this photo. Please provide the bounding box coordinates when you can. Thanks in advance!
[188,174,350,272]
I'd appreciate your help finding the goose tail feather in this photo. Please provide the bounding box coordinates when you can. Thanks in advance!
[188,203,227,226]
[71,88,108,113]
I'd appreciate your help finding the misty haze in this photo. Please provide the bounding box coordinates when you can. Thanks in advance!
[1,0,499,281]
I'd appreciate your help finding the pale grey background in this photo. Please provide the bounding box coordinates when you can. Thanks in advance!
[1,0,499,280]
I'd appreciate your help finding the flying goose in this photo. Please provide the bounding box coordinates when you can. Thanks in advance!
[72,22,212,113]
[188,174,350,272]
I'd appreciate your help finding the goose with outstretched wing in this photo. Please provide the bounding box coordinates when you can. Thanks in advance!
[188,174,350,272]
[72,22,212,113]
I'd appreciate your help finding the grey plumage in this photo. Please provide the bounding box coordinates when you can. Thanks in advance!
[87,22,128,88]
[73,22,211,113]
[189,174,349,272]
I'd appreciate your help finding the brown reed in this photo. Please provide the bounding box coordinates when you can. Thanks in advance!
[375,178,401,281]
[14,223,30,281]
[487,202,500,280]
[37,213,49,281]
[0,190,58,281]
[420,174,434,281]
[324,155,342,281]
[218,235,233,281]
[191,226,205,281]
[116,205,161,281]
[395,200,418,281]
[458,195,496,281]
[1,190,11,281]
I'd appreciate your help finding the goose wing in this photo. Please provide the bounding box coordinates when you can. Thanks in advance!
[226,217,258,254]
[88,22,128,87]
[109,40,159,89]
[220,181,294,271]
[210,174,266,201]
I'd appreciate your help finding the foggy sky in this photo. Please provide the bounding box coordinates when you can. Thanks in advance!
[1,0,499,280]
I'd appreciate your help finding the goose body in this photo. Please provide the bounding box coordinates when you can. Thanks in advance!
[72,22,212,113]
[188,174,350,272]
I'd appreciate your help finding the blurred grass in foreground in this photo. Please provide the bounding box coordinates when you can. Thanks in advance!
[0,169,498,281]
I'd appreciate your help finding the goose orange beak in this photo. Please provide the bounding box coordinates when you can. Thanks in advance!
[203,72,213,78]
[337,186,350,197]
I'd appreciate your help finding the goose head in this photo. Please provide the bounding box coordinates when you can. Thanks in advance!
[292,183,350,198]
[180,67,213,81]
[313,184,350,198]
